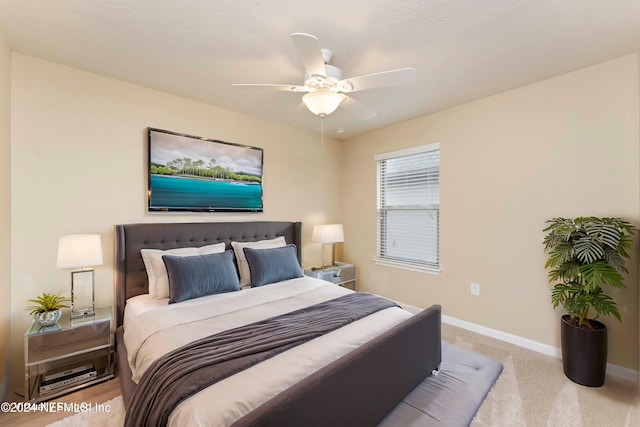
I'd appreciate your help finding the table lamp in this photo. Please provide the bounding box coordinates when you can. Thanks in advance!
[312,224,344,268]
[56,234,103,318]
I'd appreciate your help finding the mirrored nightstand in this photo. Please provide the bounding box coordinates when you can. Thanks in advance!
[304,262,356,290]
[24,307,114,402]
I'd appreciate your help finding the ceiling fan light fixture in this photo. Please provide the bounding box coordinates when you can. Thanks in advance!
[302,90,346,117]
[233,34,415,121]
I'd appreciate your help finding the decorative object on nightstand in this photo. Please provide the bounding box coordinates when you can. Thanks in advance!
[304,262,356,291]
[26,291,70,327]
[24,306,114,401]
[312,223,344,268]
[56,234,103,318]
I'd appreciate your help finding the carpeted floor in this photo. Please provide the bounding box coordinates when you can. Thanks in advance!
[442,323,640,427]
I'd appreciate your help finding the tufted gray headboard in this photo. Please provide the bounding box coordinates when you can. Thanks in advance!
[114,221,302,327]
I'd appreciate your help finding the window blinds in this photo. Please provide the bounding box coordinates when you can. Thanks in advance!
[375,143,440,272]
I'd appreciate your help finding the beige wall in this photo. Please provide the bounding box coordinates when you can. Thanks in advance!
[342,54,640,371]
[0,30,12,401]
[8,53,343,392]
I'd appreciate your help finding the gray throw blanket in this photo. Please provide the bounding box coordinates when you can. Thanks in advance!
[125,292,398,427]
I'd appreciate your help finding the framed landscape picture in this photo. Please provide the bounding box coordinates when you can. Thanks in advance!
[147,128,264,212]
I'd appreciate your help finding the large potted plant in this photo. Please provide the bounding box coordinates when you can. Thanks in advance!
[542,217,635,386]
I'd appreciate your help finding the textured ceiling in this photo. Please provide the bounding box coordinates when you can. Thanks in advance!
[1,0,640,139]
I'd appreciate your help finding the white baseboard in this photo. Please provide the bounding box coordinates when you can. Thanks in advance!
[605,363,639,382]
[442,314,639,384]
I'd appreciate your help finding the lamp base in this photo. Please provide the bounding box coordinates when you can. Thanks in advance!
[71,269,95,320]
[71,308,95,319]
[318,243,339,269]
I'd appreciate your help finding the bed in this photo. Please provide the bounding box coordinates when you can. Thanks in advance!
[114,221,442,426]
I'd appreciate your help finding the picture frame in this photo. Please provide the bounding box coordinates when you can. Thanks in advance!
[147,128,264,212]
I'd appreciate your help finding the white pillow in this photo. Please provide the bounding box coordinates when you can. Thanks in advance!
[141,242,226,299]
[231,237,286,288]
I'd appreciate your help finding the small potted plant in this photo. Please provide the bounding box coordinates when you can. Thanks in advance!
[26,291,70,327]
[543,217,635,386]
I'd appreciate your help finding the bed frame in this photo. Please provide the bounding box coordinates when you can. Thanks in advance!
[114,221,441,425]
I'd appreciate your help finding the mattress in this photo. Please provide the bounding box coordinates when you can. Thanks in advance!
[123,277,414,426]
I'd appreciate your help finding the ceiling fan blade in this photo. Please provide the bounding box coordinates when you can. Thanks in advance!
[341,95,377,120]
[341,68,416,92]
[232,83,307,92]
[291,33,327,78]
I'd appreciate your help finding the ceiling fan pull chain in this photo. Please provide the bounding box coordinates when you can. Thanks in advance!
[321,115,324,150]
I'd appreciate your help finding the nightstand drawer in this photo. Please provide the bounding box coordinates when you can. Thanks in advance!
[27,320,110,363]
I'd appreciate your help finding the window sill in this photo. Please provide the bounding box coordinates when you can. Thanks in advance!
[373,258,441,275]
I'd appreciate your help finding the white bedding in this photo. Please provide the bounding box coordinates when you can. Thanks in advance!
[123,294,166,322]
[123,276,413,426]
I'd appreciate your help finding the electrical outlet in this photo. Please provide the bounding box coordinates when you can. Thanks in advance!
[470,282,480,296]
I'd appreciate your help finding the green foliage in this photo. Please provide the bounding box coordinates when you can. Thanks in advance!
[150,164,176,176]
[152,156,262,184]
[543,217,635,327]
[26,291,70,316]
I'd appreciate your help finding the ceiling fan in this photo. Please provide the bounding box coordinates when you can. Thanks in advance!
[232,33,416,120]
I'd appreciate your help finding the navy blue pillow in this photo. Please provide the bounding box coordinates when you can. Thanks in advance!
[243,244,303,287]
[163,250,240,304]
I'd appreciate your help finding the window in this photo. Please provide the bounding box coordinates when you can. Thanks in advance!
[375,143,440,273]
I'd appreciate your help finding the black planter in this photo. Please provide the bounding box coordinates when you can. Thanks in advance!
[560,315,607,387]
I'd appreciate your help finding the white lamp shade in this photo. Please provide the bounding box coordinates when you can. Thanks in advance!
[312,224,344,244]
[302,91,346,116]
[57,234,104,269]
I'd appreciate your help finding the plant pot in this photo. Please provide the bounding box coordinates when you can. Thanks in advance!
[560,315,607,387]
[34,309,62,327]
